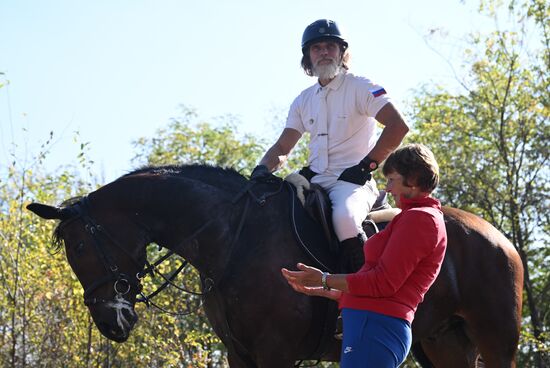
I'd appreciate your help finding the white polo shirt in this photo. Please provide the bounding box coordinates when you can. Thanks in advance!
[285,71,391,175]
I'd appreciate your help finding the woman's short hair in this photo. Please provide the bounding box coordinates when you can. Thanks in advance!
[382,143,440,193]
[300,44,350,77]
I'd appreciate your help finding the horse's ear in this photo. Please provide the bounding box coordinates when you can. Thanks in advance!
[26,203,72,221]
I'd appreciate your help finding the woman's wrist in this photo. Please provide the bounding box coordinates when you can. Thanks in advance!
[321,272,331,290]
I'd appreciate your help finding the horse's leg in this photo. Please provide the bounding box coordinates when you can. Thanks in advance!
[255,353,298,368]
[226,351,259,368]
[457,252,522,367]
[236,297,320,368]
[411,342,435,368]
[218,272,319,368]
[442,211,523,368]
[419,326,479,368]
[461,313,519,368]
[201,291,260,368]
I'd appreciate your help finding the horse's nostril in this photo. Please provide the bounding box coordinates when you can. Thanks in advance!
[123,309,137,324]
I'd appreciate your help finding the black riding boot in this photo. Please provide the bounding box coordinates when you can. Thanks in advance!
[339,235,366,273]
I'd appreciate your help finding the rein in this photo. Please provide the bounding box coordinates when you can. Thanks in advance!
[136,185,254,315]
[65,178,284,365]
[135,218,216,314]
[66,197,215,310]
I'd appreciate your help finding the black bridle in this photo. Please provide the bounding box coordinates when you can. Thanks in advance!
[66,197,147,306]
[62,196,215,310]
[63,179,280,311]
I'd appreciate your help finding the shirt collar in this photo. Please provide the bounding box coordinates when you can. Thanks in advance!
[316,70,347,94]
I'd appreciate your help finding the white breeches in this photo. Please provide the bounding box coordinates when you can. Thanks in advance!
[311,173,379,241]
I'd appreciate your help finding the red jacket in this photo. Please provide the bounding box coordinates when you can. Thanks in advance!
[339,195,447,323]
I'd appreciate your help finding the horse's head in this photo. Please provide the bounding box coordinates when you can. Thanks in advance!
[27,198,148,342]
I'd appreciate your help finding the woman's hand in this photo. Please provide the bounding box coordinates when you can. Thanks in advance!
[282,263,322,286]
[281,263,342,300]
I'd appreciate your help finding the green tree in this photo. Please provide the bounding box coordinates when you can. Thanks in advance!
[407,0,549,365]
[132,105,310,178]
[132,106,265,176]
[0,132,108,367]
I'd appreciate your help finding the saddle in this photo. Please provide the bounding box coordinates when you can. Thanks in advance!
[282,173,402,358]
[285,172,400,252]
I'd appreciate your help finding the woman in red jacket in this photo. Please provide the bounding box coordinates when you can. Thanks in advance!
[282,143,447,368]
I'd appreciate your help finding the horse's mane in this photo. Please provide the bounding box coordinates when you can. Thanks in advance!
[51,165,249,250]
[123,163,244,177]
[121,164,248,193]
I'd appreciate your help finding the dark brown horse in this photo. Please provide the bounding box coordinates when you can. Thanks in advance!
[26,165,523,367]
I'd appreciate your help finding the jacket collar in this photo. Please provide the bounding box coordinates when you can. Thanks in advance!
[399,195,441,211]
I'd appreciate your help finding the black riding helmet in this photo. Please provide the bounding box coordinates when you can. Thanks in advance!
[301,19,348,55]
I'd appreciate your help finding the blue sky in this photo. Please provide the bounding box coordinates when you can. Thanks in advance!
[1,0,494,182]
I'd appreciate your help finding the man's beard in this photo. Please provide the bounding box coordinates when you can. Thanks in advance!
[312,58,342,80]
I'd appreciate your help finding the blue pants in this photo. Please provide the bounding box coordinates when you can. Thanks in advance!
[340,308,412,368]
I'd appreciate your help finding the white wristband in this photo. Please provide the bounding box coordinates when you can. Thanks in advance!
[321,272,331,290]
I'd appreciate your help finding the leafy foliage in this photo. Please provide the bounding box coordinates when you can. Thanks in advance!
[1,1,548,366]
[406,0,549,365]
[0,132,231,367]
[131,105,309,178]
[131,106,266,176]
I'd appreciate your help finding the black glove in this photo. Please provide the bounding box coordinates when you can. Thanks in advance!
[337,157,378,186]
[250,165,274,182]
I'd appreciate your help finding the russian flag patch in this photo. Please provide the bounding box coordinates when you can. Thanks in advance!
[371,88,386,97]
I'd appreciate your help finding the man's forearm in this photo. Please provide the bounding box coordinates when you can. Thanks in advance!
[258,128,302,172]
[258,146,287,172]
[368,122,409,163]
[369,103,409,163]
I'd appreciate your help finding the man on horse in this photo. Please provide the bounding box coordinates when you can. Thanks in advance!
[252,19,409,272]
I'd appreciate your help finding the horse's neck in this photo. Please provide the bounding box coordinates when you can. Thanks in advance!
[95,174,232,247]
[94,173,256,280]
[133,176,238,276]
